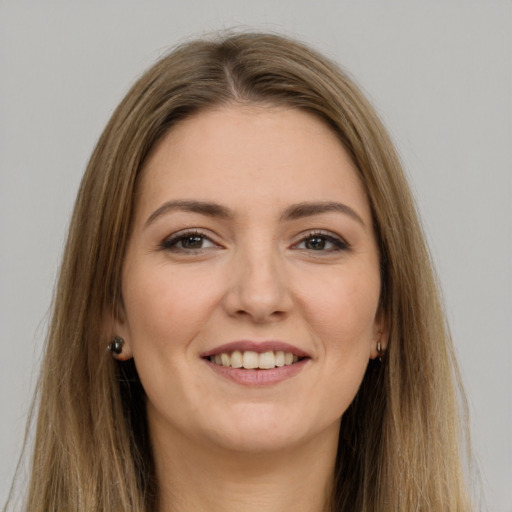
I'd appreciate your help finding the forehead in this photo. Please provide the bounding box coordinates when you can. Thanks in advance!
[135,105,371,225]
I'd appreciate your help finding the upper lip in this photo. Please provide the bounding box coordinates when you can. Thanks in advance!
[200,340,311,359]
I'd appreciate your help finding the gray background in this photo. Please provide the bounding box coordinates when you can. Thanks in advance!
[1,1,510,510]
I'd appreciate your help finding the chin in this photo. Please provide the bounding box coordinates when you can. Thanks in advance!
[199,404,338,455]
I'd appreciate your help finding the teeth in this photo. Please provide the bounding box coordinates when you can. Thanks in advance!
[231,350,243,368]
[221,353,231,367]
[258,351,275,369]
[209,350,301,369]
[242,351,259,369]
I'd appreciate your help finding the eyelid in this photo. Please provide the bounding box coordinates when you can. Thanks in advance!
[159,228,349,253]
[160,228,221,251]
[292,230,350,251]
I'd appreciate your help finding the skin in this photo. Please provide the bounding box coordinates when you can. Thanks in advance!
[115,105,386,512]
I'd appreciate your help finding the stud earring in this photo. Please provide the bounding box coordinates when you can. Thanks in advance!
[107,336,124,356]
[377,341,383,362]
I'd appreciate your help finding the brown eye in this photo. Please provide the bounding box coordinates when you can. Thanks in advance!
[304,236,328,250]
[295,232,348,252]
[181,235,205,249]
[161,231,217,252]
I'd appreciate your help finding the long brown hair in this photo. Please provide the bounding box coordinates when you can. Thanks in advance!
[6,32,473,511]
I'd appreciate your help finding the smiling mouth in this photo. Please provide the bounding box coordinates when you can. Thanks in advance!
[208,350,304,370]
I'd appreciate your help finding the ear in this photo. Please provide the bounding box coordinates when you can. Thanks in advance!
[370,306,388,360]
[103,301,134,361]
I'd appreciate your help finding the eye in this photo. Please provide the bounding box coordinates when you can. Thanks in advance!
[294,232,349,252]
[161,230,218,252]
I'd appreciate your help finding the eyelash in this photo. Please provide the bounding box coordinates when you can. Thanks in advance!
[160,230,216,252]
[160,230,349,253]
[294,231,349,252]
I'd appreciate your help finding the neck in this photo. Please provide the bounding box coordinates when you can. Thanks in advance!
[151,422,339,512]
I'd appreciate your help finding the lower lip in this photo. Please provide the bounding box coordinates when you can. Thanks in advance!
[204,358,309,386]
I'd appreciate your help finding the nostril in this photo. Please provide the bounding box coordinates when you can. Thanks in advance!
[222,267,293,323]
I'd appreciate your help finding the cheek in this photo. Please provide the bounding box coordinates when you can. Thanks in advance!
[121,265,223,419]
[295,265,381,354]
[122,264,223,354]
[302,269,380,418]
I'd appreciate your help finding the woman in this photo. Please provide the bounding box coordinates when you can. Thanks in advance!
[7,32,473,511]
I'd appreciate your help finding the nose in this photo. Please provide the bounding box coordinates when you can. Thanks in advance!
[222,245,293,324]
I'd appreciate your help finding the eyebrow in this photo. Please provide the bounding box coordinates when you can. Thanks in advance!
[145,200,233,227]
[145,199,365,228]
[280,201,366,227]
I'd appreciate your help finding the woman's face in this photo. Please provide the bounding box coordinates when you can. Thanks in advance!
[117,105,385,454]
